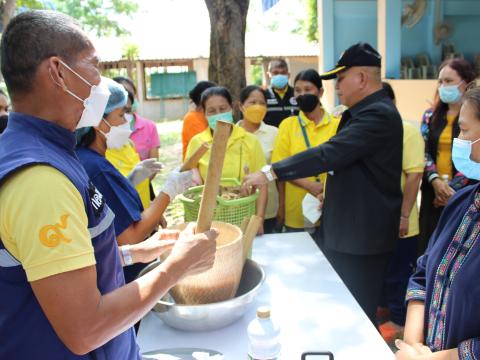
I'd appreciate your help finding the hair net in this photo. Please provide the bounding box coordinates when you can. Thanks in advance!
[104,77,128,114]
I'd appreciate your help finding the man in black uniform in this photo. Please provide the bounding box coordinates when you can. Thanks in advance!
[264,58,298,127]
[244,43,403,326]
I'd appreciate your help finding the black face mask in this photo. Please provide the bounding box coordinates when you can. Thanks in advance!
[296,94,319,113]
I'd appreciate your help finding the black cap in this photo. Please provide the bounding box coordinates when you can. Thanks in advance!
[320,42,382,80]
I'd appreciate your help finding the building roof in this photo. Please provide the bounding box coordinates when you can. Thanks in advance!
[93,0,318,62]
[95,32,318,62]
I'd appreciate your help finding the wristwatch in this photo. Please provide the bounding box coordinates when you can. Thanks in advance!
[121,245,133,266]
[261,164,276,182]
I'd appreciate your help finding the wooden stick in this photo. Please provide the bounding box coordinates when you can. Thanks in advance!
[196,121,232,233]
[242,215,262,262]
[240,217,250,234]
[180,142,209,172]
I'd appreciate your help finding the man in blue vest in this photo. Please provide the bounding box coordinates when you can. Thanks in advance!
[0,10,217,359]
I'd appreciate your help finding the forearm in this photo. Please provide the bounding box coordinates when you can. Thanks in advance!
[401,173,422,217]
[414,349,459,360]
[404,300,425,345]
[255,185,267,219]
[148,147,159,159]
[31,261,182,355]
[291,178,313,192]
[82,261,180,353]
[273,147,329,181]
[116,193,171,245]
[424,151,439,183]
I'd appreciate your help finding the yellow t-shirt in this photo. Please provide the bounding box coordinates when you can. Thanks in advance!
[185,126,267,182]
[436,114,456,180]
[0,165,96,282]
[401,121,425,238]
[272,111,340,228]
[106,141,151,209]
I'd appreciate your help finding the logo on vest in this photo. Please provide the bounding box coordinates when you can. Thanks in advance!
[88,182,105,217]
[39,214,72,248]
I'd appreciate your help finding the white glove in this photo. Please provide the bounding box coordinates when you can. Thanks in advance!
[161,167,196,200]
[127,158,164,186]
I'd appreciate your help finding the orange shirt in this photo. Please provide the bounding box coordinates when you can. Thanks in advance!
[182,110,208,159]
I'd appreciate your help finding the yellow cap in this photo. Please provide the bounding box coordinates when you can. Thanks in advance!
[257,307,270,319]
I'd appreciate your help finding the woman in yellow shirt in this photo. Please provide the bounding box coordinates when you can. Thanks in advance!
[419,58,476,254]
[237,85,279,234]
[272,69,339,232]
[182,81,216,159]
[185,86,268,234]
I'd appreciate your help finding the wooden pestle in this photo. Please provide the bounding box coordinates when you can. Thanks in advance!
[242,215,262,262]
[195,121,232,233]
[180,142,209,172]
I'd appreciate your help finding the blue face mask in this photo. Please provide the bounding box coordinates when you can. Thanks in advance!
[271,74,289,89]
[207,111,234,130]
[439,82,463,104]
[452,137,480,180]
[132,99,139,112]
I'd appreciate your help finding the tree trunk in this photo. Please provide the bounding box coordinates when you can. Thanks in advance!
[204,0,249,109]
[2,0,16,31]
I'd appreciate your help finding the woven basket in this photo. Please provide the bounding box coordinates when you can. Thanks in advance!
[179,178,258,228]
[168,221,244,305]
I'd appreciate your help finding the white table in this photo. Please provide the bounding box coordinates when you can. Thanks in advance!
[137,232,394,359]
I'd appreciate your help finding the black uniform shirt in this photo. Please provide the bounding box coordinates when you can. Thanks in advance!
[273,89,403,255]
[264,85,299,128]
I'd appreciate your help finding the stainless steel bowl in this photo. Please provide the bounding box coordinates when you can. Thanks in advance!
[139,259,265,331]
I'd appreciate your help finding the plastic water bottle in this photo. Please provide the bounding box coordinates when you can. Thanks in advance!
[247,307,281,360]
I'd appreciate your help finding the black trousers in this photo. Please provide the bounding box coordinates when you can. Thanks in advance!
[321,247,391,327]
[380,236,419,325]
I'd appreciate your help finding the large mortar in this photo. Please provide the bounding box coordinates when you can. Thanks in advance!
[173,120,246,305]
[169,221,243,305]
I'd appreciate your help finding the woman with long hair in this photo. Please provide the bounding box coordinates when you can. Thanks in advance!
[419,58,477,254]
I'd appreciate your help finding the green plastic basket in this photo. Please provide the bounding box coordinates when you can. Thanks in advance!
[179,178,258,227]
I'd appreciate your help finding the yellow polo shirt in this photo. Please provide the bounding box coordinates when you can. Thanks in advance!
[272,110,339,228]
[185,126,266,182]
[106,141,151,209]
[401,121,425,238]
[0,165,96,282]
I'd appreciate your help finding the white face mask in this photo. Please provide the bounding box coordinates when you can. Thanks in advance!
[99,119,132,149]
[51,60,111,129]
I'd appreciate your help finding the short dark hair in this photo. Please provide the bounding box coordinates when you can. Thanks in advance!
[382,82,395,101]
[268,58,288,72]
[113,76,137,96]
[294,69,323,90]
[189,81,216,106]
[240,85,267,104]
[200,86,233,109]
[1,10,92,95]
